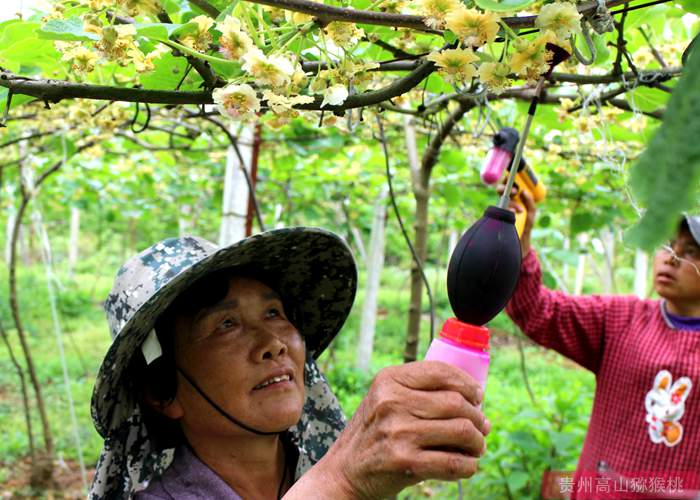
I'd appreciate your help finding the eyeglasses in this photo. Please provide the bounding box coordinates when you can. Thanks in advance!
[659,243,700,277]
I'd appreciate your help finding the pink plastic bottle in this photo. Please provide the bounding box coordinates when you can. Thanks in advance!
[424,318,490,406]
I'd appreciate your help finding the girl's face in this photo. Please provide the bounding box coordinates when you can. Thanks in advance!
[166,276,306,437]
[653,229,700,304]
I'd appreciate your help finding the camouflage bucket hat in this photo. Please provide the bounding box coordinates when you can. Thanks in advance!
[91,227,357,439]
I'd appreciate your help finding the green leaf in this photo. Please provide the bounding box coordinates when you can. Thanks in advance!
[139,53,191,90]
[475,0,536,12]
[682,0,700,14]
[549,249,580,266]
[135,23,184,39]
[38,17,100,42]
[0,20,40,47]
[571,212,595,235]
[216,1,241,21]
[163,0,184,18]
[593,33,610,65]
[626,86,669,113]
[543,271,557,289]
[505,471,530,492]
[0,37,62,74]
[627,48,700,250]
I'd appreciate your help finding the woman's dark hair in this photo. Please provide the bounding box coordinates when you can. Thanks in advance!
[129,266,300,450]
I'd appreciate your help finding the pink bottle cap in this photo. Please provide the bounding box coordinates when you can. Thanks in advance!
[441,318,490,351]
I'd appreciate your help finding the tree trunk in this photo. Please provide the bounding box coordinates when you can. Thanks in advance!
[20,222,30,266]
[220,123,255,246]
[447,229,459,266]
[600,227,617,294]
[127,218,137,255]
[405,187,430,362]
[6,139,97,490]
[357,190,387,372]
[403,102,472,362]
[0,316,35,460]
[574,235,588,295]
[403,114,425,362]
[273,204,285,229]
[9,167,54,488]
[634,249,649,298]
[68,206,80,278]
[563,237,571,290]
[178,204,192,237]
[575,251,587,295]
[245,123,262,237]
[335,201,367,264]
[5,205,15,267]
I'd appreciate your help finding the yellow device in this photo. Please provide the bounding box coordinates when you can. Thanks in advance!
[514,164,546,236]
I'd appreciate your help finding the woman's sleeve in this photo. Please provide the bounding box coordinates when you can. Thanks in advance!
[505,250,634,374]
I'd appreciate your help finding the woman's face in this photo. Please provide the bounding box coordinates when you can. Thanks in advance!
[653,229,700,303]
[168,276,306,436]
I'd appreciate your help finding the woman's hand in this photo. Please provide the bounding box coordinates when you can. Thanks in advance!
[499,185,537,257]
[286,361,490,499]
[512,188,536,257]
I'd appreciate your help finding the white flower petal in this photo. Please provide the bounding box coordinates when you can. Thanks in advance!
[321,84,349,108]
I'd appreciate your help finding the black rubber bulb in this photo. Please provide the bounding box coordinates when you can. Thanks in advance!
[447,206,522,326]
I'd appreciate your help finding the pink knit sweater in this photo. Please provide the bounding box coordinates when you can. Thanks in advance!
[506,251,700,499]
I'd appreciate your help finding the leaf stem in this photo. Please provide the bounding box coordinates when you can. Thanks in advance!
[156,38,238,67]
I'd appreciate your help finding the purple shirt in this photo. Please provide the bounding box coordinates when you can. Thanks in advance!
[661,301,700,331]
[661,301,700,332]
[134,445,243,500]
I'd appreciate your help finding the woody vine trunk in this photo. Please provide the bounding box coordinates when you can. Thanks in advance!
[403,101,472,362]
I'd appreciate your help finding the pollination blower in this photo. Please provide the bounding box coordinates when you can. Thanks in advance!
[425,43,570,405]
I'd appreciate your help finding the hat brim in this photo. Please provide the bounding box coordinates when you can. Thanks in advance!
[91,227,357,438]
[683,215,700,247]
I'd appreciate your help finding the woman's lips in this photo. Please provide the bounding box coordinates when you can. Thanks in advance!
[252,371,294,391]
[656,272,675,284]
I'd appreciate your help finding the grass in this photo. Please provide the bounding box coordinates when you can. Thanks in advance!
[0,260,595,499]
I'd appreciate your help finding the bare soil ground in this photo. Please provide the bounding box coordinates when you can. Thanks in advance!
[0,458,94,499]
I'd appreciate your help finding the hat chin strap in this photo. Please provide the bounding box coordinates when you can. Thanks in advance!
[176,367,283,436]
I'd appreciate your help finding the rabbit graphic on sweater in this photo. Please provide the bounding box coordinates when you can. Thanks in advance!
[645,370,693,447]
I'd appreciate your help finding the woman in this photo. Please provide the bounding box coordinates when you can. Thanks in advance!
[507,189,700,499]
[90,228,489,499]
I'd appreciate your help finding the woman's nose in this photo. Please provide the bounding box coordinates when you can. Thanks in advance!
[252,328,288,362]
[665,252,681,267]
[261,338,287,360]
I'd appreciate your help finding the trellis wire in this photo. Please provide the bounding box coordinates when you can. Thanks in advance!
[375,114,436,343]
[33,208,88,494]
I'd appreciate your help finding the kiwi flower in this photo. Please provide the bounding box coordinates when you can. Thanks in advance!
[427,48,479,85]
[445,7,500,47]
[478,61,512,94]
[534,2,581,43]
[415,0,463,29]
[241,49,296,90]
[217,15,255,61]
[323,22,365,46]
[212,83,261,121]
[62,46,99,74]
[179,15,215,52]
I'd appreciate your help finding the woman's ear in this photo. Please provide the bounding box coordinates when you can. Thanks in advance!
[143,388,184,420]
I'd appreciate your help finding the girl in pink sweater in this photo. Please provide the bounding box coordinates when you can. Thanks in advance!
[506,191,699,499]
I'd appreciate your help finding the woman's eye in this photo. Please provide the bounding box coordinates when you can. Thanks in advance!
[219,318,238,330]
[267,308,280,318]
